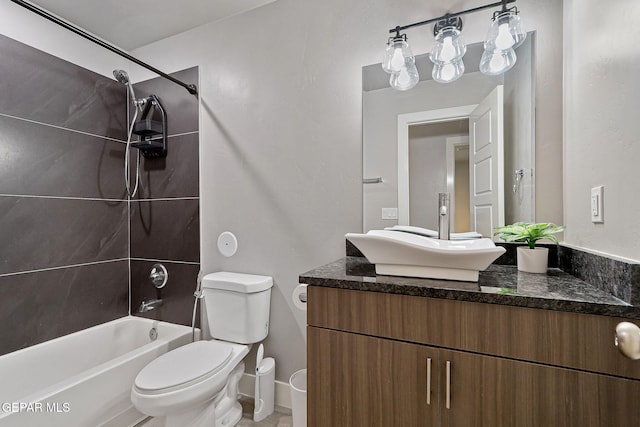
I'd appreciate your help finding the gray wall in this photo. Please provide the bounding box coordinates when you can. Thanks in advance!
[563,0,640,260]
[0,34,129,355]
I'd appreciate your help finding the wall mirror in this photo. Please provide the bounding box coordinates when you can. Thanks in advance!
[363,34,537,235]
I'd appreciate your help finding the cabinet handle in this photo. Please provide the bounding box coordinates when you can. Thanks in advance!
[426,358,432,405]
[615,322,640,360]
[445,360,451,409]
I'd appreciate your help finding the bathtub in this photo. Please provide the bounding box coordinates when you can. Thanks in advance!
[0,316,194,427]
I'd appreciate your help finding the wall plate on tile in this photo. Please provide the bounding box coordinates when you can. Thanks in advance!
[217,231,238,257]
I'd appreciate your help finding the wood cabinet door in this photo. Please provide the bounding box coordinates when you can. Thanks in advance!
[441,348,640,427]
[308,327,438,427]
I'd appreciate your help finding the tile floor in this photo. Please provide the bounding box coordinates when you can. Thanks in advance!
[138,396,293,427]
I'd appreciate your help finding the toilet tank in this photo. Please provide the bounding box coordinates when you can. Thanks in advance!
[201,272,273,344]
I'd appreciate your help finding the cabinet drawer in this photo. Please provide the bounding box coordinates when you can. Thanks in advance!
[308,286,640,380]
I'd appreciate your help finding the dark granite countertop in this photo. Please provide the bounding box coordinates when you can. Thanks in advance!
[299,257,640,319]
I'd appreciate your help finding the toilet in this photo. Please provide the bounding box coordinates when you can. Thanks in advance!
[131,272,273,427]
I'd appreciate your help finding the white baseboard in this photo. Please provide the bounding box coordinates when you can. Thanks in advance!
[238,373,293,410]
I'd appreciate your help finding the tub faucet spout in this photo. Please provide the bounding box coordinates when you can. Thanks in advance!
[438,192,450,240]
[138,299,163,313]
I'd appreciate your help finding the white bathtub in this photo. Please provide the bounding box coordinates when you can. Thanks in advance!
[0,316,194,427]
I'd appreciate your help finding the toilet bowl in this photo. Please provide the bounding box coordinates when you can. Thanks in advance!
[130,272,273,427]
[131,340,249,426]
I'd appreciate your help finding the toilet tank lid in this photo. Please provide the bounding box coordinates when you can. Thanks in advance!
[202,271,273,293]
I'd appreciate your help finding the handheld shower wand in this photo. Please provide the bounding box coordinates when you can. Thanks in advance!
[113,69,168,196]
[113,69,142,197]
[112,69,145,112]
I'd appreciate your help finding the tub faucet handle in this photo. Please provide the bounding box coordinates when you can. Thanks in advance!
[138,298,163,313]
[150,263,168,288]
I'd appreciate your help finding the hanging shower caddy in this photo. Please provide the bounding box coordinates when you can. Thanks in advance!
[131,94,168,158]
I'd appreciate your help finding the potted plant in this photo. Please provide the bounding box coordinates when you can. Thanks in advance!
[493,222,565,273]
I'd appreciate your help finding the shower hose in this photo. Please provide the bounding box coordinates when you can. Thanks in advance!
[124,108,141,198]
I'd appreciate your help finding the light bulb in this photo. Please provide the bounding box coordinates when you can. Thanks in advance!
[485,11,526,50]
[479,47,516,75]
[432,59,464,84]
[430,27,466,65]
[389,60,419,91]
[490,52,506,70]
[390,48,405,70]
[382,38,414,74]
[441,36,456,62]
[495,23,515,50]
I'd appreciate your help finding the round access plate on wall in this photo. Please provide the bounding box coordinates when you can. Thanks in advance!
[217,231,238,257]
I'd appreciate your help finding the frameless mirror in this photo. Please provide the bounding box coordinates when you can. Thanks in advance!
[363,34,536,235]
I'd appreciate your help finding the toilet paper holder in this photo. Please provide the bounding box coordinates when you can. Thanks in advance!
[292,284,308,311]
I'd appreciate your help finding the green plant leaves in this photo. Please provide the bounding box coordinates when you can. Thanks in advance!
[493,222,565,249]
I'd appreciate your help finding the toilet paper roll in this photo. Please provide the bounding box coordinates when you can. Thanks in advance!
[292,284,308,311]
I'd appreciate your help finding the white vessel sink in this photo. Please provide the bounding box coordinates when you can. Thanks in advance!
[346,230,506,282]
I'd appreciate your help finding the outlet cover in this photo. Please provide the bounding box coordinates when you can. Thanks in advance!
[591,186,604,223]
[381,208,398,220]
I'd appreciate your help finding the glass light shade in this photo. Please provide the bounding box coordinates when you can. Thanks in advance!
[430,26,466,64]
[485,11,526,50]
[479,46,517,75]
[432,59,465,83]
[382,39,414,74]
[389,59,420,91]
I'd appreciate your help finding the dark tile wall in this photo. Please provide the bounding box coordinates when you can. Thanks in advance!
[0,261,129,352]
[131,260,201,327]
[0,197,127,274]
[0,34,129,355]
[0,35,126,139]
[130,67,200,326]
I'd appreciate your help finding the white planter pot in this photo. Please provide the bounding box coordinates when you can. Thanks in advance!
[516,246,549,273]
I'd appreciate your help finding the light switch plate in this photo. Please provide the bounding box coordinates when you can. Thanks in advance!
[591,186,604,223]
[381,208,398,220]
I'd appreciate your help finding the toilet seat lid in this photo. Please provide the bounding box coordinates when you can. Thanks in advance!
[135,340,233,392]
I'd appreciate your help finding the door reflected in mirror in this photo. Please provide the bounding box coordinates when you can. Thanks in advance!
[363,33,535,236]
[407,120,469,231]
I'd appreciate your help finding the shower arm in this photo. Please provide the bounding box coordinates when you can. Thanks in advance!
[10,0,198,96]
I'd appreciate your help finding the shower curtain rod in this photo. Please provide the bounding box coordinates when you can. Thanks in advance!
[10,0,198,95]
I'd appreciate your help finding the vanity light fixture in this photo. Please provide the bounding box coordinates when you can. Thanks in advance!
[384,0,524,89]
[480,7,526,75]
[430,16,466,83]
[382,32,420,91]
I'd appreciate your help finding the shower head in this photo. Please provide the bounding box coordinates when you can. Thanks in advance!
[113,69,130,85]
[113,69,144,112]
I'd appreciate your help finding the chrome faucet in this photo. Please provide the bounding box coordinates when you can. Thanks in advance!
[438,192,450,240]
[138,299,163,313]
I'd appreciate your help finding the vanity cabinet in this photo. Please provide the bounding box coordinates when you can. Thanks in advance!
[307,286,640,427]
[308,327,436,426]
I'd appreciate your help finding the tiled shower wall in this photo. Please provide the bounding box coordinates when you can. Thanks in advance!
[129,68,200,327]
[0,34,129,355]
[0,35,200,356]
